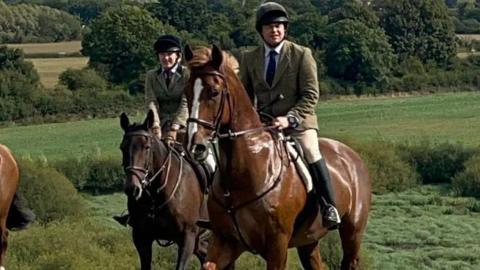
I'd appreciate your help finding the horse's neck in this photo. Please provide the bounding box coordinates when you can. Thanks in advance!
[229,83,263,132]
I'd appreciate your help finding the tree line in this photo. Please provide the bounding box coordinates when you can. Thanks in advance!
[1,0,480,124]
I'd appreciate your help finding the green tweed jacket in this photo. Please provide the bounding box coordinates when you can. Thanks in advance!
[239,40,319,130]
[144,65,189,128]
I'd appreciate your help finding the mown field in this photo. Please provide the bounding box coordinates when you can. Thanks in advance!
[6,41,82,54]
[1,92,480,269]
[6,41,88,88]
[27,57,89,88]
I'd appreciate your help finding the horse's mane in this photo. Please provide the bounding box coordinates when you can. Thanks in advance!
[187,46,239,74]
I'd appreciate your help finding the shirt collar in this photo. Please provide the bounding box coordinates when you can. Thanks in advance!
[264,41,285,58]
[162,63,180,75]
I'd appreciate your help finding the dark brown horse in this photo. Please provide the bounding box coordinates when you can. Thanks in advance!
[183,45,372,270]
[119,111,209,270]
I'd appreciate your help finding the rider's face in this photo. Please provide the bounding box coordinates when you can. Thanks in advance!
[158,52,180,69]
[261,23,285,47]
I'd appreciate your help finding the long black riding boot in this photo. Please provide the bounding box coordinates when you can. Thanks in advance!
[308,159,341,229]
[7,193,35,231]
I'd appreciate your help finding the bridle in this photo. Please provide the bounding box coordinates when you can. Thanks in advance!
[186,70,275,141]
[122,130,172,189]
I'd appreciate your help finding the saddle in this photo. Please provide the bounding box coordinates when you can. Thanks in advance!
[284,136,313,192]
[176,144,211,194]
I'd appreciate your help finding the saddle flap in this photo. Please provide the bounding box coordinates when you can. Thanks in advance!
[286,141,313,192]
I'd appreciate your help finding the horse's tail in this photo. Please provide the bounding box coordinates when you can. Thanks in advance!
[6,193,35,231]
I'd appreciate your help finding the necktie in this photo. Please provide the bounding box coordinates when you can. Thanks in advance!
[165,71,172,87]
[266,50,277,87]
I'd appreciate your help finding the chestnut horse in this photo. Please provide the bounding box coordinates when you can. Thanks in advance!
[119,112,209,270]
[0,144,20,269]
[184,45,371,270]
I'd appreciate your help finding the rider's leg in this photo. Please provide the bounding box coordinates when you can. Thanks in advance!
[291,129,340,228]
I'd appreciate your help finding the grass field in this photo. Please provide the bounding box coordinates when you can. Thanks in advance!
[1,92,479,161]
[27,57,89,88]
[318,92,480,147]
[2,92,480,269]
[6,41,82,54]
[9,185,478,269]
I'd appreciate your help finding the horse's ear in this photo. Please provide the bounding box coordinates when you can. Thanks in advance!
[184,44,194,62]
[120,112,129,131]
[211,44,223,70]
[144,109,155,129]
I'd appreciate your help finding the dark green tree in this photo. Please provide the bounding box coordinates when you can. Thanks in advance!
[82,5,170,84]
[375,0,456,65]
[328,0,379,28]
[325,19,394,85]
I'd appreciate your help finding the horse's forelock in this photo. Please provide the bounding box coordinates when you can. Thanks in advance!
[125,122,148,133]
[187,46,239,74]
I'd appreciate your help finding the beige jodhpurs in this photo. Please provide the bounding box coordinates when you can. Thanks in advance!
[289,129,322,163]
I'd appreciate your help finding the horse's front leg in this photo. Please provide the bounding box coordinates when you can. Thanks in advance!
[176,228,197,270]
[132,227,154,270]
[0,223,7,270]
[264,234,290,270]
[202,233,243,270]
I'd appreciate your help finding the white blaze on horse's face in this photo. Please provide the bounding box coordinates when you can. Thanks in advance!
[188,78,203,150]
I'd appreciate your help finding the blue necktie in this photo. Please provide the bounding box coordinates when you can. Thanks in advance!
[266,50,277,86]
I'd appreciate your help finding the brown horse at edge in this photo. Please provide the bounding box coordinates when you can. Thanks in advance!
[0,144,20,269]
[184,45,372,270]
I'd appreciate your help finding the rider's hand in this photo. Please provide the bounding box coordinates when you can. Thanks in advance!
[273,116,289,130]
[165,130,177,145]
[151,126,161,139]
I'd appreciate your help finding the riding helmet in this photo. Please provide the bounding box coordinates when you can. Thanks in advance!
[255,2,289,33]
[154,35,182,53]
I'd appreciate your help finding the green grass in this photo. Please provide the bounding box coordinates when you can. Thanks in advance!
[11,185,475,269]
[1,92,480,161]
[318,92,480,146]
[0,117,128,161]
[364,185,480,270]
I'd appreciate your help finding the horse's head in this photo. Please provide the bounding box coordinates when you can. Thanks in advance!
[184,44,237,162]
[119,110,156,200]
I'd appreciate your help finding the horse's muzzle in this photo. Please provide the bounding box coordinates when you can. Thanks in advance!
[124,179,143,201]
[191,143,209,163]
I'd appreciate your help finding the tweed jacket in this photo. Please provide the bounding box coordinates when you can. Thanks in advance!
[144,65,189,128]
[239,40,319,130]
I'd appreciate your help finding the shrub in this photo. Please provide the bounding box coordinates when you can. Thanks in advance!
[6,217,136,270]
[353,140,420,194]
[17,159,86,224]
[452,154,480,198]
[59,68,107,91]
[54,153,124,194]
[398,141,478,184]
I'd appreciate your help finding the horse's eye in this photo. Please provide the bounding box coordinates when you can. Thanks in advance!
[210,89,220,98]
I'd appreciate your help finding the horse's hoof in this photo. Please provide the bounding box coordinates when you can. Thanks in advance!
[202,262,217,270]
